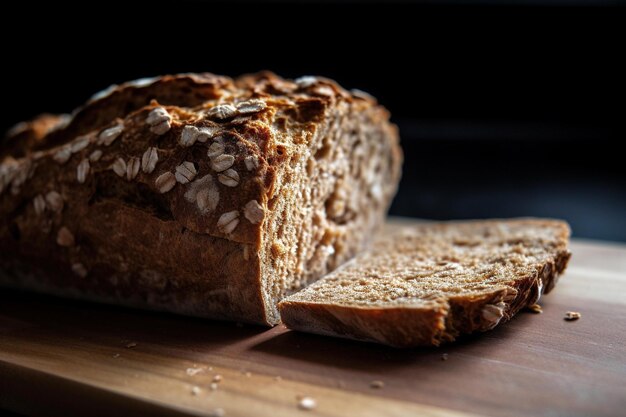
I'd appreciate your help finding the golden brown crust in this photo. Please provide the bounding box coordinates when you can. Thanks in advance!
[2,114,70,159]
[279,301,449,347]
[441,248,570,343]
[0,72,401,325]
[279,219,571,347]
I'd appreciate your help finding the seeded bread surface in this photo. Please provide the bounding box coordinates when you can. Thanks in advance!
[0,72,402,325]
[279,219,571,346]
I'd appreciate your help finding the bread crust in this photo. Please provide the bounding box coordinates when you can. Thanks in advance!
[279,301,450,347]
[279,219,571,347]
[0,72,401,325]
[2,114,70,159]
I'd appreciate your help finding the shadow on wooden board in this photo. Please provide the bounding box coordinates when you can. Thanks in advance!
[0,289,267,346]
[249,317,528,372]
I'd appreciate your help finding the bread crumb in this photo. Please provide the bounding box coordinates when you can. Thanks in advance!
[209,382,218,391]
[370,380,384,389]
[212,374,223,383]
[125,342,137,349]
[208,408,225,417]
[564,311,581,321]
[297,396,317,411]
[441,353,449,361]
[187,367,204,376]
[244,371,252,378]
[112,353,120,359]
[191,386,201,396]
[528,304,543,314]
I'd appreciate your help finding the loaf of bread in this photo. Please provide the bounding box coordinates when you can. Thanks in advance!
[0,73,402,325]
[279,219,571,347]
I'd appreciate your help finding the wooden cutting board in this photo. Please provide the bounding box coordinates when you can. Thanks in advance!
[1,219,625,417]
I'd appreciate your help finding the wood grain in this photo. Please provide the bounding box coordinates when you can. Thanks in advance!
[1,220,625,417]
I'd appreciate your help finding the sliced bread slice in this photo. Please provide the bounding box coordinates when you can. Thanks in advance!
[279,219,571,347]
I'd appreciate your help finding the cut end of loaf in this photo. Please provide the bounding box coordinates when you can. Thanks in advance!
[279,219,571,346]
[258,77,402,324]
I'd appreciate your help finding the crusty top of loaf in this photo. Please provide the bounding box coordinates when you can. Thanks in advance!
[0,72,389,245]
[283,219,570,308]
[2,114,71,160]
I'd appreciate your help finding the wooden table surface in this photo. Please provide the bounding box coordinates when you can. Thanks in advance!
[1,221,625,417]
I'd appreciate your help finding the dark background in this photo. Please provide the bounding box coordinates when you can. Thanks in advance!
[2,1,624,241]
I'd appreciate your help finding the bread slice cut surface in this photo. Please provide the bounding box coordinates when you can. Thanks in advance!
[279,219,571,347]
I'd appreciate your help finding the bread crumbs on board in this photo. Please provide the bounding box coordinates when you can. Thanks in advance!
[297,396,317,411]
[564,311,582,321]
[370,380,385,389]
